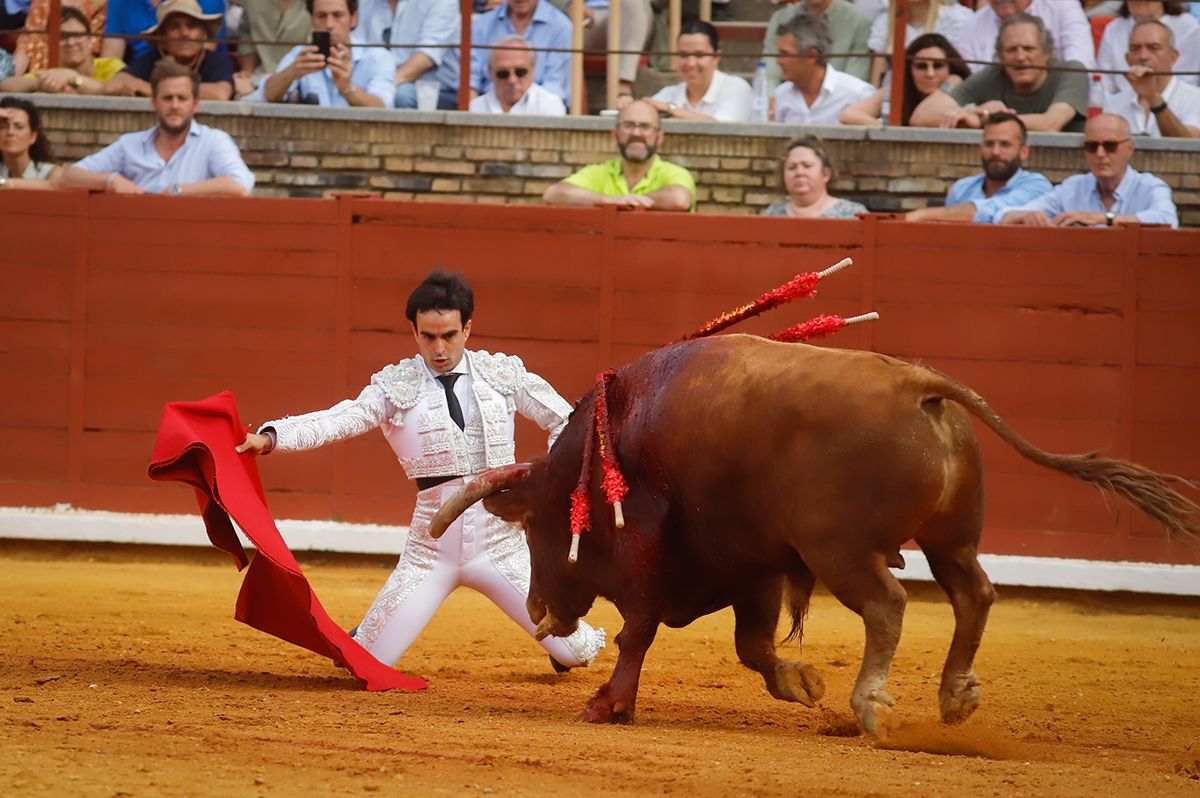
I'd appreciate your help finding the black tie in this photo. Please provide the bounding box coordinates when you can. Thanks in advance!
[437,373,465,430]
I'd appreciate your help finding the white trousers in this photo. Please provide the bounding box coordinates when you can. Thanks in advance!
[352,479,604,668]
[584,0,653,84]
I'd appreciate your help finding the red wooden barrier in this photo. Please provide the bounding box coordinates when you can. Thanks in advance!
[2,191,1197,564]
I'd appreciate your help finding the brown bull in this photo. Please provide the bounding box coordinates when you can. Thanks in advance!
[431,335,1199,738]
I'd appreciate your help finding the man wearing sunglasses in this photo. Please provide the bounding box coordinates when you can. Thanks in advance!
[468,35,564,114]
[1000,113,1178,228]
[542,99,696,211]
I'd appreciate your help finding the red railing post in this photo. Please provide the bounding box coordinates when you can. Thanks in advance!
[887,0,908,126]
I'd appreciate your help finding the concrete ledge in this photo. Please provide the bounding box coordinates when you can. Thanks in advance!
[3,506,1197,596]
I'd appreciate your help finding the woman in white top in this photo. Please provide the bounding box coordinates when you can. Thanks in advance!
[643,20,753,122]
[0,97,59,191]
[1097,0,1200,94]
[867,0,973,84]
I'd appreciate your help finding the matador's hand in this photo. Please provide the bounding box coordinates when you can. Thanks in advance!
[235,432,274,455]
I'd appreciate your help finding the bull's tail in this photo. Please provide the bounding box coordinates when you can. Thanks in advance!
[781,574,812,646]
[919,366,1200,547]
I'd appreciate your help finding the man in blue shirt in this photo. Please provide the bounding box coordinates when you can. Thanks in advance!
[1001,113,1178,228]
[469,0,571,106]
[907,112,1052,224]
[355,0,459,109]
[261,0,393,107]
[58,60,254,196]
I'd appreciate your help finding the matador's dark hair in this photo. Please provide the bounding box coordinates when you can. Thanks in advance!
[405,270,475,325]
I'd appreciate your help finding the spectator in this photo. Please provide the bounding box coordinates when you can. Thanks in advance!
[469,0,570,106]
[0,0,30,45]
[762,136,866,218]
[102,0,227,61]
[1102,19,1200,136]
[840,32,969,126]
[764,0,873,89]
[1000,113,1177,227]
[233,0,313,98]
[0,7,125,94]
[469,35,564,114]
[958,0,1095,74]
[0,51,14,83]
[260,0,392,107]
[13,0,106,75]
[866,0,972,84]
[105,0,235,100]
[642,20,753,122]
[0,97,60,189]
[58,60,255,196]
[542,99,695,211]
[1097,1,1200,95]
[907,111,1051,222]
[910,14,1089,132]
[579,0,653,102]
[355,0,459,109]
[1083,0,1124,18]
[773,12,874,125]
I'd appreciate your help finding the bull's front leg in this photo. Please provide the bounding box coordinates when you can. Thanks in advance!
[578,615,659,724]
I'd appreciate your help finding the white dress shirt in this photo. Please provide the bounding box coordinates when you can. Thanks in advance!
[650,69,754,122]
[469,82,566,115]
[1096,14,1200,95]
[959,0,1095,71]
[1101,77,1200,137]
[867,4,973,55]
[773,64,874,125]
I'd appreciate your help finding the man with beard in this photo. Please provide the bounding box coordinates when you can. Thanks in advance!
[104,0,234,101]
[1000,113,1178,228]
[57,60,254,196]
[907,112,1051,223]
[542,100,695,211]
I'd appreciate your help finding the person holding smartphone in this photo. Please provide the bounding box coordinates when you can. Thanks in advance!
[258,0,394,107]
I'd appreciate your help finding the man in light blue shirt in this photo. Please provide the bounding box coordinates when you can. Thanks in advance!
[908,112,1052,224]
[1001,113,1178,228]
[355,0,460,109]
[260,0,393,107]
[469,0,571,105]
[58,61,254,196]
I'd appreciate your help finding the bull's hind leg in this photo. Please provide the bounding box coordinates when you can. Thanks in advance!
[811,553,907,739]
[919,542,995,725]
[732,577,825,707]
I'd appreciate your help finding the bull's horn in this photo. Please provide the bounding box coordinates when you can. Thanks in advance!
[429,463,532,539]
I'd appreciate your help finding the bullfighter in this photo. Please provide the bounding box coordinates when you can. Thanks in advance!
[236,270,605,672]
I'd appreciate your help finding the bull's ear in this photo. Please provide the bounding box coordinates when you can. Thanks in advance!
[482,461,545,524]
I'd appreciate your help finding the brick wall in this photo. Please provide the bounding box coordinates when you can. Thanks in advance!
[29,95,1200,226]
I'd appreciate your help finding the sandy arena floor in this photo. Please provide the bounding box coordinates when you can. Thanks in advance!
[2,540,1199,797]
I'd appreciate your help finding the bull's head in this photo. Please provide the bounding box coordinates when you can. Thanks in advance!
[430,462,599,640]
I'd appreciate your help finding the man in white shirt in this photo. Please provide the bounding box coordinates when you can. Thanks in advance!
[1101,19,1200,138]
[958,0,1094,73]
[772,12,873,125]
[468,35,565,115]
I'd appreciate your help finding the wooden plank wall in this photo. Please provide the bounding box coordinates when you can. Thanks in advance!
[1,191,1197,564]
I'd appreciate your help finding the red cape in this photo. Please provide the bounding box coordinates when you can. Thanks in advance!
[147,390,426,692]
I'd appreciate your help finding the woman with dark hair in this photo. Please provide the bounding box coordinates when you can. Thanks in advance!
[642,20,753,122]
[1097,1,1200,95]
[0,97,60,190]
[762,136,867,219]
[840,32,969,126]
[0,7,125,94]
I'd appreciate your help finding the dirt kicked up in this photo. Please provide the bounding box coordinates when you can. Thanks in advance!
[2,541,1198,797]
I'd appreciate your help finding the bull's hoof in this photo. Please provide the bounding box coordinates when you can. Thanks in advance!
[768,662,826,707]
[938,672,981,725]
[854,689,897,741]
[576,700,635,724]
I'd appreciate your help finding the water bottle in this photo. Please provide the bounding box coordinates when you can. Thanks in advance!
[751,60,769,123]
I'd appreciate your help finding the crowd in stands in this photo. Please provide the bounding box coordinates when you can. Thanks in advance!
[0,0,1196,224]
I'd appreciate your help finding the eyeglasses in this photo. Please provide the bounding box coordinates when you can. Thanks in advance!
[494,67,529,80]
[910,59,947,72]
[1082,139,1129,154]
[617,121,659,133]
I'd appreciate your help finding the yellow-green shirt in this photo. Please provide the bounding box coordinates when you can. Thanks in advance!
[563,155,697,212]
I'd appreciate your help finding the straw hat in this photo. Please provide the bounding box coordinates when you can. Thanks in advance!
[141,0,222,39]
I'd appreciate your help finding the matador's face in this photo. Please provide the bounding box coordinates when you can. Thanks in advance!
[412,309,471,374]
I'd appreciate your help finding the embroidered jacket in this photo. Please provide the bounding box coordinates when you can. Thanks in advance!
[262,350,571,478]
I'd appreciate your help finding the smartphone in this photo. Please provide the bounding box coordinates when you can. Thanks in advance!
[312,30,332,58]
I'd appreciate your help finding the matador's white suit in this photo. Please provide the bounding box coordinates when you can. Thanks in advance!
[262,350,606,668]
